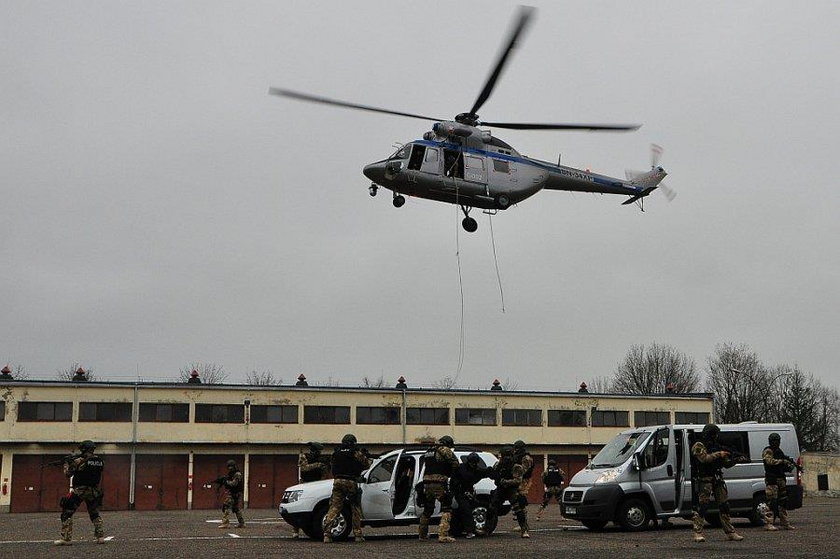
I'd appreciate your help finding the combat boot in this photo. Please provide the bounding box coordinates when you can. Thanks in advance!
[781,524,795,530]
[438,536,456,543]
[726,532,744,541]
[96,537,106,544]
[354,532,365,542]
[323,534,333,543]
[765,523,778,531]
[693,533,705,543]
[521,530,530,538]
[217,523,230,529]
[535,507,544,521]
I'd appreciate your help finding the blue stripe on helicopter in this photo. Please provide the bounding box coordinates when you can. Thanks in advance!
[413,139,634,191]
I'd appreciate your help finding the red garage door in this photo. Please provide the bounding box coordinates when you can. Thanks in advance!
[527,454,545,503]
[134,454,188,510]
[248,455,299,509]
[100,455,131,510]
[10,455,71,512]
[192,455,245,510]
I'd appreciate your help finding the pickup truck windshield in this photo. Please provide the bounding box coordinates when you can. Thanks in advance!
[590,431,651,468]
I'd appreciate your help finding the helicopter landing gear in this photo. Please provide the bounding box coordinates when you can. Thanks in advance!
[495,193,511,209]
[393,193,406,208]
[460,205,478,232]
[369,183,378,196]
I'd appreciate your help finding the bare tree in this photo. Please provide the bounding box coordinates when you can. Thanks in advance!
[56,363,97,381]
[361,375,387,388]
[774,367,840,451]
[611,343,700,394]
[587,375,614,393]
[245,370,281,386]
[706,342,772,423]
[432,375,459,390]
[500,377,519,391]
[178,362,228,384]
[4,364,30,380]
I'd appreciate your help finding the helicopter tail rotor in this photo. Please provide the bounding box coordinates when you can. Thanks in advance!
[625,144,675,202]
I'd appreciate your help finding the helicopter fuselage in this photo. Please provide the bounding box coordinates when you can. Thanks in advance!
[363,126,657,212]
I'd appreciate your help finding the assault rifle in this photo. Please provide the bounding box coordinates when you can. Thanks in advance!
[780,453,804,473]
[209,476,227,488]
[43,453,81,468]
[717,445,750,468]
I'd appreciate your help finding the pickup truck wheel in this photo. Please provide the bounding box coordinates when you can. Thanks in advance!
[617,498,651,531]
[313,502,351,541]
[581,520,607,531]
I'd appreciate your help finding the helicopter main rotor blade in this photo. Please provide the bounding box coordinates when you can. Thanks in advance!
[480,121,641,131]
[268,88,444,122]
[468,6,535,117]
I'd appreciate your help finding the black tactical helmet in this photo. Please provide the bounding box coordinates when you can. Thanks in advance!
[548,459,557,467]
[308,441,324,451]
[702,424,720,438]
[514,439,526,450]
[342,433,357,446]
[227,459,236,468]
[466,452,481,466]
[769,433,781,444]
[439,435,455,447]
[500,445,514,457]
[79,440,96,451]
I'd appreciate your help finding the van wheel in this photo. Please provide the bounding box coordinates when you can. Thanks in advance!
[749,494,770,527]
[473,500,494,535]
[313,502,351,541]
[581,520,608,531]
[617,498,651,531]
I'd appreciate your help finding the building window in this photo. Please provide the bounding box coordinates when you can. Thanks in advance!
[356,406,401,425]
[591,410,630,427]
[303,405,350,424]
[455,408,497,426]
[547,410,587,427]
[406,407,449,425]
[139,403,189,423]
[79,402,132,422]
[675,411,710,425]
[17,401,73,422]
[634,411,671,427]
[250,405,298,424]
[0,400,5,421]
[502,409,542,426]
[194,404,244,423]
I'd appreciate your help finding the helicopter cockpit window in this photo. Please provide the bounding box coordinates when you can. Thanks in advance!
[425,148,439,163]
[408,144,426,170]
[493,159,510,174]
[391,145,410,160]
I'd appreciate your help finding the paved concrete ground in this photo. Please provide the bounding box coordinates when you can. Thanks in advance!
[1,498,837,558]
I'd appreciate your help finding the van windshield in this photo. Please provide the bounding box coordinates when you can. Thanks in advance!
[590,431,651,468]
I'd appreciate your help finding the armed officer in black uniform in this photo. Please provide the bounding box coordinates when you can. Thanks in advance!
[450,452,490,539]
[324,434,371,543]
[54,440,106,546]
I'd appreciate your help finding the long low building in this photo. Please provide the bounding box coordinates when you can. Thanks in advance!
[0,377,714,513]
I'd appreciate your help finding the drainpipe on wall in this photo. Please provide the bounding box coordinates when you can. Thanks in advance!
[129,380,139,509]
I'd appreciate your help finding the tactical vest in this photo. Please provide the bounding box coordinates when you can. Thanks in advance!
[694,441,722,478]
[300,453,326,482]
[519,452,534,479]
[764,446,787,478]
[544,468,563,486]
[72,455,104,488]
[226,470,243,494]
[423,446,452,477]
[332,446,364,479]
[497,458,514,481]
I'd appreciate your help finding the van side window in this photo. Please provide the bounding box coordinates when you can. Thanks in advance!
[718,431,751,460]
[643,428,670,468]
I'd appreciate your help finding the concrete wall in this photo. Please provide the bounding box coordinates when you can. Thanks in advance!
[802,452,840,497]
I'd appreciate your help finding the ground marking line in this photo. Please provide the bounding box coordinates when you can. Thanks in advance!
[228,533,241,538]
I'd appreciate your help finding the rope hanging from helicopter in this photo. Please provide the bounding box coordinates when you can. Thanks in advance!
[447,154,466,380]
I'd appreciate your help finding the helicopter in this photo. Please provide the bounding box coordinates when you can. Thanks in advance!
[269,6,673,233]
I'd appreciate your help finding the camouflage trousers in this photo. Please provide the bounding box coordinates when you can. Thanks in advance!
[765,476,790,526]
[221,491,244,526]
[491,486,530,533]
[692,478,735,534]
[418,481,453,539]
[59,486,104,542]
[324,478,362,538]
[539,486,563,509]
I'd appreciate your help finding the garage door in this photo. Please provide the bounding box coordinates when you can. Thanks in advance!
[100,455,131,510]
[10,455,70,512]
[247,454,299,509]
[548,454,589,487]
[134,454,188,510]
[526,454,545,503]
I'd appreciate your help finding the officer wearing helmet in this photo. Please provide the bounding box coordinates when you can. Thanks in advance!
[489,445,530,538]
[690,424,743,542]
[762,432,797,530]
[218,459,245,529]
[418,435,459,542]
[450,452,491,539]
[536,459,565,521]
[292,442,331,538]
[54,440,106,545]
[324,434,370,543]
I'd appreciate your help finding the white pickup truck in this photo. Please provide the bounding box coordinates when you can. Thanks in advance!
[279,447,507,540]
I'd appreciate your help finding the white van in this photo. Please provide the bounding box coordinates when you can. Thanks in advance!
[279,447,505,540]
[561,422,802,531]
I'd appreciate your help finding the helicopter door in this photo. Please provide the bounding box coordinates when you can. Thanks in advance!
[463,154,487,184]
[419,147,440,174]
[443,149,464,179]
[407,144,426,171]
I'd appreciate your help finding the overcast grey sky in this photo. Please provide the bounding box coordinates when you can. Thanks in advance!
[2,1,838,389]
